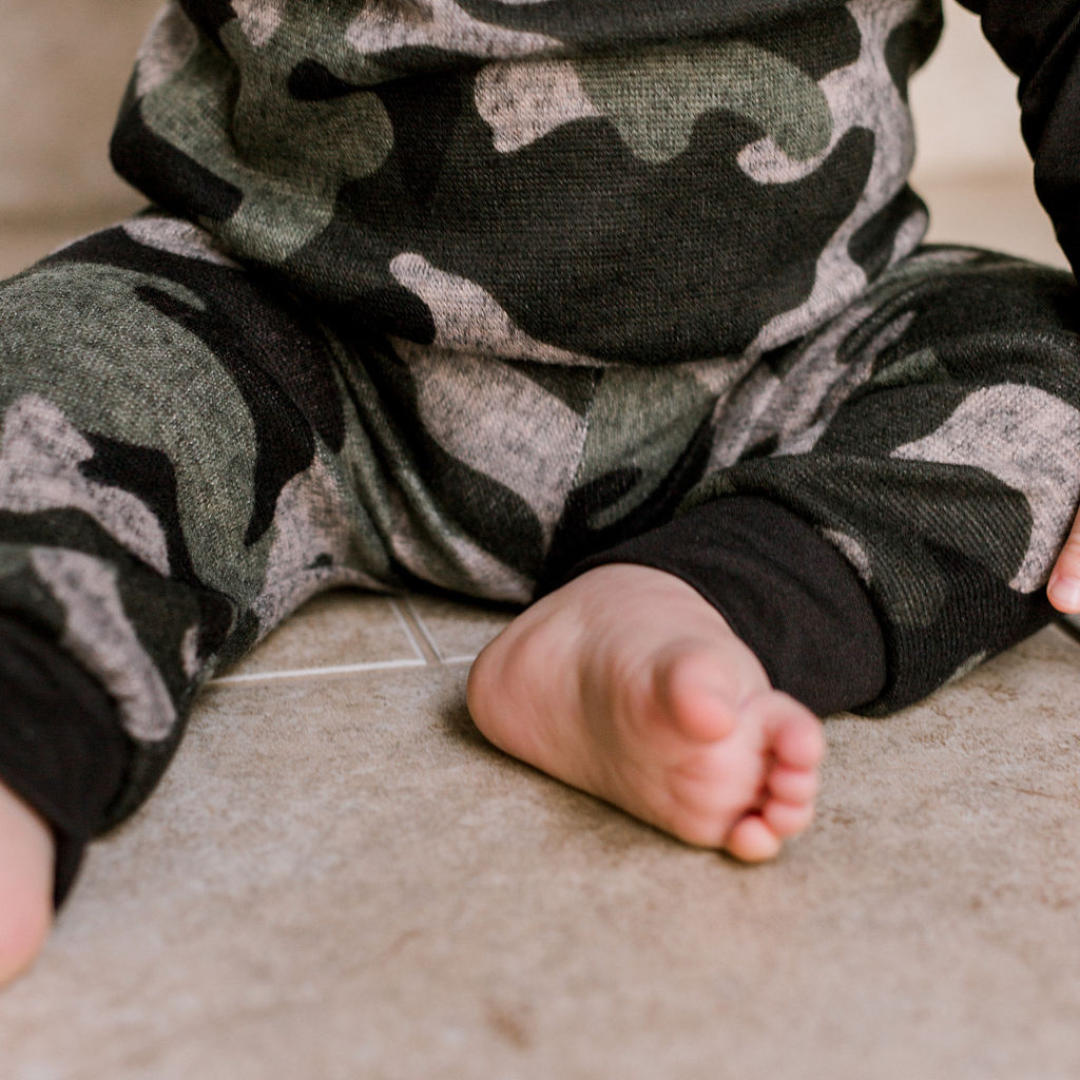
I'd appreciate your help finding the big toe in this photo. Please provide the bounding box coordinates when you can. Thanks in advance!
[653,643,763,743]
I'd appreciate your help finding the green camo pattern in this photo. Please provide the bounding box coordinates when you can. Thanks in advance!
[111,0,944,364]
[0,215,1077,836]
[0,0,1077,843]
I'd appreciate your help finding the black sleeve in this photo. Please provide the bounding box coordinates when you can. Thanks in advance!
[543,496,888,718]
[0,617,131,909]
[956,0,1080,277]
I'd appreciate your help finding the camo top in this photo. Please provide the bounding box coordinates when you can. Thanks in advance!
[108,0,1048,367]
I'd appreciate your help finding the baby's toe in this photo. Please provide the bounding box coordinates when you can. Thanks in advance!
[770,699,825,770]
[723,813,782,862]
[767,764,819,804]
[762,796,815,838]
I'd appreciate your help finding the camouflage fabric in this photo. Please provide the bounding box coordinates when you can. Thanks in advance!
[0,214,1077,831]
[1,0,1078,846]
[111,0,943,365]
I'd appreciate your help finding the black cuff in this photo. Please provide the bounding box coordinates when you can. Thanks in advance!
[0,616,131,908]
[547,496,887,717]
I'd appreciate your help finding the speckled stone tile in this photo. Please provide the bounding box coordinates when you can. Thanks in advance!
[3,8,1080,1074]
[403,593,516,664]
[4,626,1080,1079]
[217,592,424,683]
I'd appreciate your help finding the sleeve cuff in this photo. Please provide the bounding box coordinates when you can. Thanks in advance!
[0,615,131,908]
[543,495,888,717]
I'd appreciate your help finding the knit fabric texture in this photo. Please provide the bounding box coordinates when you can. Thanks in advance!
[111,0,943,365]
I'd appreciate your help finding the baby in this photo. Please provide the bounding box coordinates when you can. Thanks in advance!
[1,0,1080,987]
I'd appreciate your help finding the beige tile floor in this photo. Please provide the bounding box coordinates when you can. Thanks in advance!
[0,175,1079,1078]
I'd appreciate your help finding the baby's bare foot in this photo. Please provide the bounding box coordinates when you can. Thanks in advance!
[0,779,54,987]
[467,564,824,858]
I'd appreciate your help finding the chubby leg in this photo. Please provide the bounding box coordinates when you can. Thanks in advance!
[0,212,416,983]
[468,564,823,859]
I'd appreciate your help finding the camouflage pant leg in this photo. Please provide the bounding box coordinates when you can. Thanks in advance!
[668,246,1080,714]
[0,207,621,865]
[1,220,1077,882]
[0,210,476,839]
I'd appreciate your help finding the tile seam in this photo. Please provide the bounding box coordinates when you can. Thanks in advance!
[398,596,444,664]
[211,657,426,685]
[388,597,433,664]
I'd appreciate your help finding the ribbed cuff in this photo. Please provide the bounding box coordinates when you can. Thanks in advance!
[546,496,887,717]
[0,616,131,908]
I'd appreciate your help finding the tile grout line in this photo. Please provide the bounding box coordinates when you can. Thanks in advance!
[392,596,441,664]
[211,657,427,685]
[388,597,431,664]
[397,596,444,664]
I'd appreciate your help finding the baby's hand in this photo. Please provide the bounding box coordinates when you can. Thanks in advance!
[1049,508,1080,611]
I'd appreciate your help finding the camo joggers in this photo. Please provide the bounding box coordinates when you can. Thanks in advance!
[0,210,1078,903]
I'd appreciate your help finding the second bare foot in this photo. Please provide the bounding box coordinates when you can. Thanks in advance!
[0,779,54,988]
